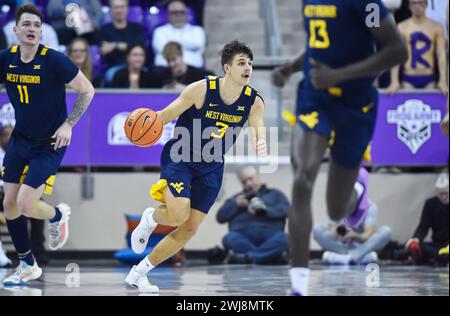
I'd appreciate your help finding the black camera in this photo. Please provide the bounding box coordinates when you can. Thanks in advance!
[336,224,348,237]
[243,190,267,215]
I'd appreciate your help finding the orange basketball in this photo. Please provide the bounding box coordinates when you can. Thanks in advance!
[124,108,163,147]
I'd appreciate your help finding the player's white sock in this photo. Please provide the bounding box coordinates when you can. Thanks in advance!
[135,257,155,275]
[289,267,310,296]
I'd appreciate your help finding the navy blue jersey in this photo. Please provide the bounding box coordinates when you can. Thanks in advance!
[0,44,79,138]
[163,76,260,172]
[302,0,389,95]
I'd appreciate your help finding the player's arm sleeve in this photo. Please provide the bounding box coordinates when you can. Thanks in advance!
[51,51,80,84]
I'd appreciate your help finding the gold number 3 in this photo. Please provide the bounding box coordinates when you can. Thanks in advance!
[211,122,229,139]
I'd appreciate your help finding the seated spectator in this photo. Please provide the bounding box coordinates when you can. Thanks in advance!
[0,29,6,50]
[216,166,290,265]
[68,37,93,82]
[314,199,392,265]
[3,19,60,50]
[47,0,103,45]
[110,44,165,89]
[97,0,146,69]
[402,172,449,266]
[152,0,205,68]
[387,0,448,95]
[162,41,214,90]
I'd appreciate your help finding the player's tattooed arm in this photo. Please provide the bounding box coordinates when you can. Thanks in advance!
[158,79,206,125]
[249,96,267,156]
[66,71,95,127]
[52,71,95,150]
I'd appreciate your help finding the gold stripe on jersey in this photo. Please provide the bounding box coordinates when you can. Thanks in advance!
[209,79,217,90]
[11,45,18,53]
[40,46,49,56]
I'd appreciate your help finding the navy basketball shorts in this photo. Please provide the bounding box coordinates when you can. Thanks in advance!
[2,132,66,195]
[296,87,378,169]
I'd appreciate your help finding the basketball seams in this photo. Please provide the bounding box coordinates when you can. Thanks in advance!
[133,112,159,143]
[128,109,150,141]
[136,114,163,147]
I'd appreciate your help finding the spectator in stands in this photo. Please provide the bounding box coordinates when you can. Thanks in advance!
[216,166,290,265]
[0,124,48,265]
[3,19,60,50]
[386,0,448,95]
[47,0,103,45]
[68,37,93,83]
[0,29,6,50]
[97,0,146,69]
[110,44,165,89]
[314,199,392,265]
[162,41,214,90]
[403,172,449,266]
[152,0,205,68]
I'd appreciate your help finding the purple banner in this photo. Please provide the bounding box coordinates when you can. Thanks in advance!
[1,91,448,166]
[371,93,448,166]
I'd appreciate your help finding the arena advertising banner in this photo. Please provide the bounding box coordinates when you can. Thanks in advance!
[372,93,448,166]
[0,91,448,166]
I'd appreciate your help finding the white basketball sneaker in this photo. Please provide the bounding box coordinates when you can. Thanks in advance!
[131,208,157,254]
[48,203,71,251]
[2,261,42,286]
[125,266,159,293]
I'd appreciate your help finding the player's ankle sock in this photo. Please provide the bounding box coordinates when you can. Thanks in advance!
[6,216,34,266]
[289,267,310,296]
[19,251,35,266]
[49,206,62,223]
[135,257,155,275]
[146,209,157,227]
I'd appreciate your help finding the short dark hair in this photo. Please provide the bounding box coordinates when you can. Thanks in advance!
[163,41,183,59]
[15,4,44,25]
[220,40,253,70]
